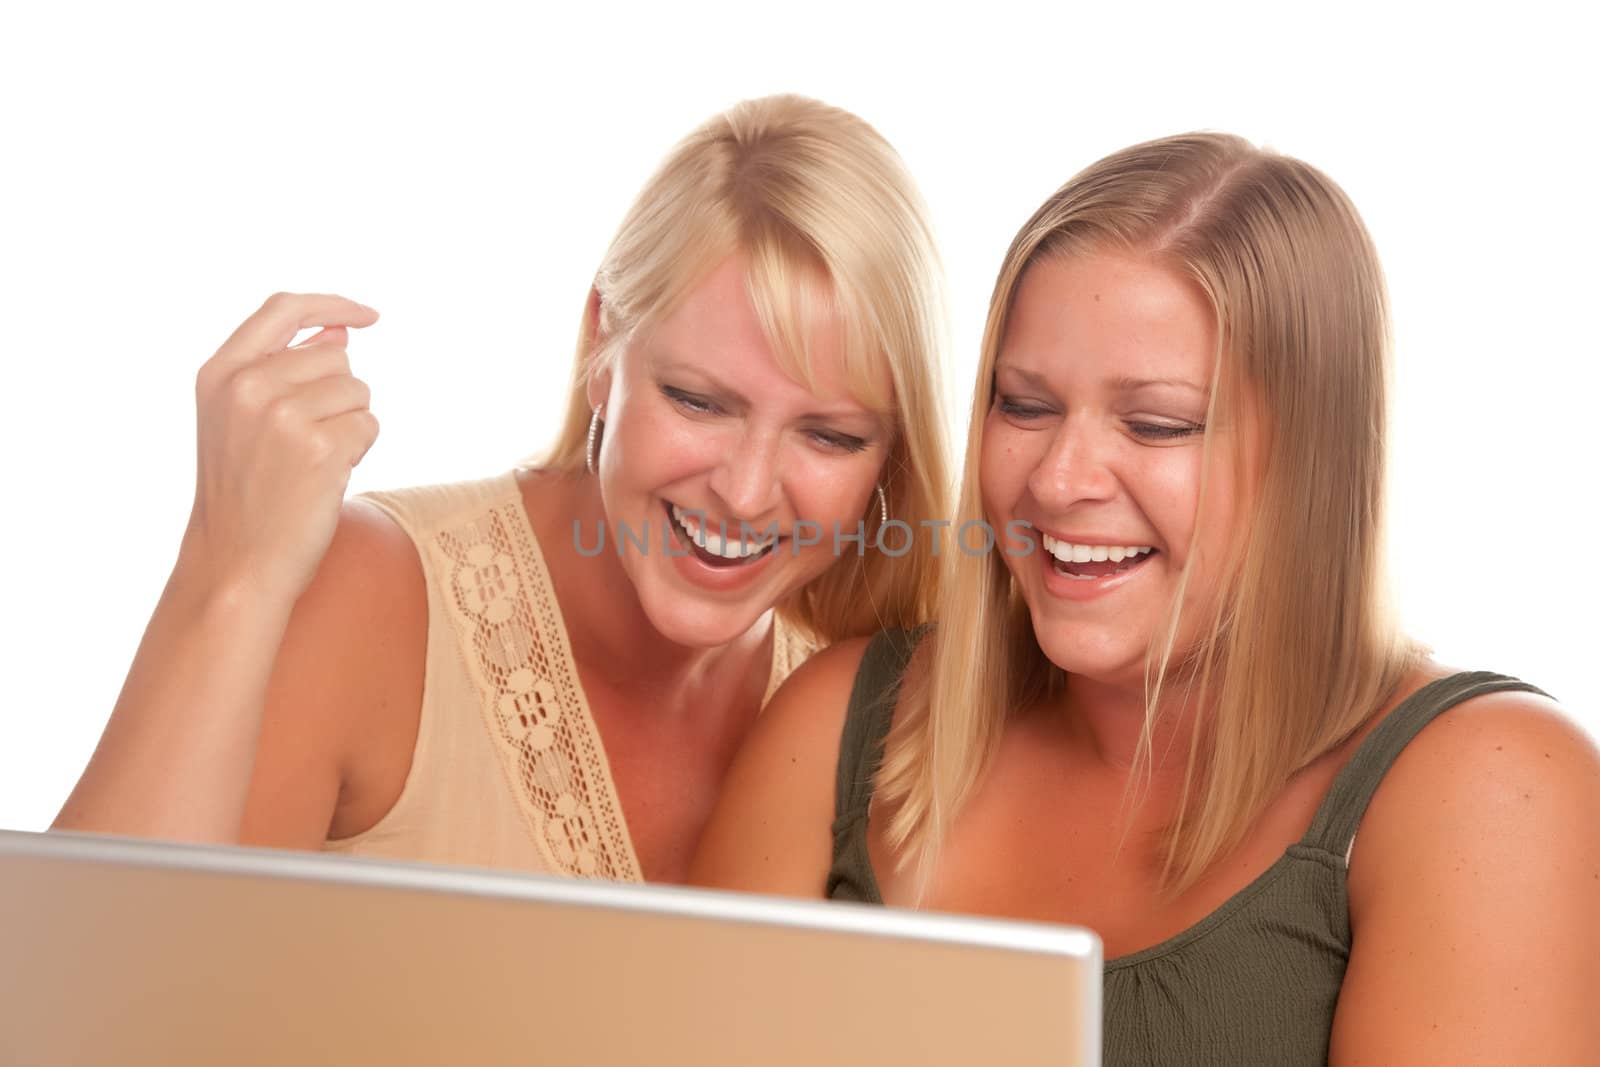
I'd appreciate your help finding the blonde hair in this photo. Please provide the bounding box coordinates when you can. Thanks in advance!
[879,132,1419,893]
[544,95,951,640]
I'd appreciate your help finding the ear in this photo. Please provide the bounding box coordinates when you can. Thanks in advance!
[583,286,604,347]
[583,287,614,411]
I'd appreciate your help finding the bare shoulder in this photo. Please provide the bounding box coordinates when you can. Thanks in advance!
[1333,680,1600,1063]
[761,635,876,745]
[1351,684,1600,876]
[283,495,427,698]
[1349,681,1600,904]
[301,496,426,622]
[736,632,897,793]
[240,498,428,846]
[688,635,875,896]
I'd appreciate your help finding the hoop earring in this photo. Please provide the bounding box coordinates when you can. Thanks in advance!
[585,405,604,476]
[876,484,889,525]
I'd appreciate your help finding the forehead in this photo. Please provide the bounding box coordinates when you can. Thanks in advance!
[641,253,893,412]
[999,252,1217,387]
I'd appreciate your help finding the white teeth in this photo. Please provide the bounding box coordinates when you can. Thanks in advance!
[1039,534,1154,565]
[670,505,774,559]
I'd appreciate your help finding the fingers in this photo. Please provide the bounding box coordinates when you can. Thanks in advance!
[199,320,359,403]
[324,408,382,467]
[212,293,379,374]
[239,380,377,479]
[277,408,379,471]
[202,296,379,464]
[268,373,372,425]
[203,341,354,409]
[271,339,354,387]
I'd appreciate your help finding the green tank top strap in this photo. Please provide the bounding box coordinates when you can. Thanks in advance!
[832,628,920,823]
[1300,670,1551,858]
[827,628,920,902]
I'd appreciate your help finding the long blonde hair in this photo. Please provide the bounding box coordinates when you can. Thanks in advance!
[879,132,1418,893]
[544,95,951,640]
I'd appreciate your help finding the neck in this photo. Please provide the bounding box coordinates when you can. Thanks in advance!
[1056,668,1204,784]
[519,468,773,715]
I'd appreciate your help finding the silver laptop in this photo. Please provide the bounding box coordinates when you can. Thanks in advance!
[0,829,1100,1065]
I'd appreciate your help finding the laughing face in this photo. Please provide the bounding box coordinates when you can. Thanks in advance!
[981,251,1253,687]
[588,254,892,649]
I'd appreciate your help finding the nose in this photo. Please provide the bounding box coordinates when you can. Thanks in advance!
[707,425,785,522]
[1025,416,1118,511]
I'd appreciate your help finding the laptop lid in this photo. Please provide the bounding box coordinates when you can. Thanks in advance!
[0,829,1101,1065]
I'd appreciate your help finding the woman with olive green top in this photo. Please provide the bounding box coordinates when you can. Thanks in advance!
[693,133,1600,1064]
[823,630,1552,1063]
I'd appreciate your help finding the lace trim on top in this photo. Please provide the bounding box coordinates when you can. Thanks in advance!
[764,614,813,706]
[435,496,642,883]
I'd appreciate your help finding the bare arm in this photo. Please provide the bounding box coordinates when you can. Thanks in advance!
[53,293,389,844]
[52,555,296,840]
[238,499,425,847]
[1330,692,1600,1065]
[688,638,871,897]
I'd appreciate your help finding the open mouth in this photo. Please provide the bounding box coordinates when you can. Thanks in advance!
[1041,534,1158,581]
[666,503,779,569]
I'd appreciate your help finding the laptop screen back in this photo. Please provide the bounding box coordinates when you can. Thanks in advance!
[0,830,1101,1066]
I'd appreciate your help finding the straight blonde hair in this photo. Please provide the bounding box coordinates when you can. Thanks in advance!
[879,132,1419,893]
[544,95,951,640]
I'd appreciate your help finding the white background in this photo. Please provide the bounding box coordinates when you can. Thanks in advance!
[1,1,1594,832]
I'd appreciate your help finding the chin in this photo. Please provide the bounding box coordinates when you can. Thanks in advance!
[1029,614,1148,687]
[639,597,768,651]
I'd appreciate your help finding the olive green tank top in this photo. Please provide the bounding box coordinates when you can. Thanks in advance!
[826,630,1548,1066]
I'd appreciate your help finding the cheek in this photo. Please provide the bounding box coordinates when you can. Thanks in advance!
[1148,446,1247,627]
[1129,448,1206,551]
[608,403,717,485]
[786,450,880,520]
[978,420,1027,517]
[1190,465,1244,572]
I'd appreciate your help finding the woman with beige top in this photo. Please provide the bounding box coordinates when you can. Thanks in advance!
[53,94,951,884]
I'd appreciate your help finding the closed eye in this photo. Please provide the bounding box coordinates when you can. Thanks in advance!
[1128,421,1203,441]
[806,428,869,454]
[996,395,1054,421]
[660,384,721,415]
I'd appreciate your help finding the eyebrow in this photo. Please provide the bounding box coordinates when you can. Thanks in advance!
[1108,375,1207,394]
[991,365,1052,391]
[994,364,1205,395]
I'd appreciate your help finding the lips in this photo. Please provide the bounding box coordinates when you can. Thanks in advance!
[666,502,778,568]
[1027,530,1162,603]
[1039,533,1157,580]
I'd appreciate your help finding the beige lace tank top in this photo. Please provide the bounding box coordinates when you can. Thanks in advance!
[322,471,816,880]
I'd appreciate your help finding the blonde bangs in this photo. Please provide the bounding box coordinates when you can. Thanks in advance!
[744,230,895,417]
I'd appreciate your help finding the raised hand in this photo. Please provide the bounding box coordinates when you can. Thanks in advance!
[179,292,381,604]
